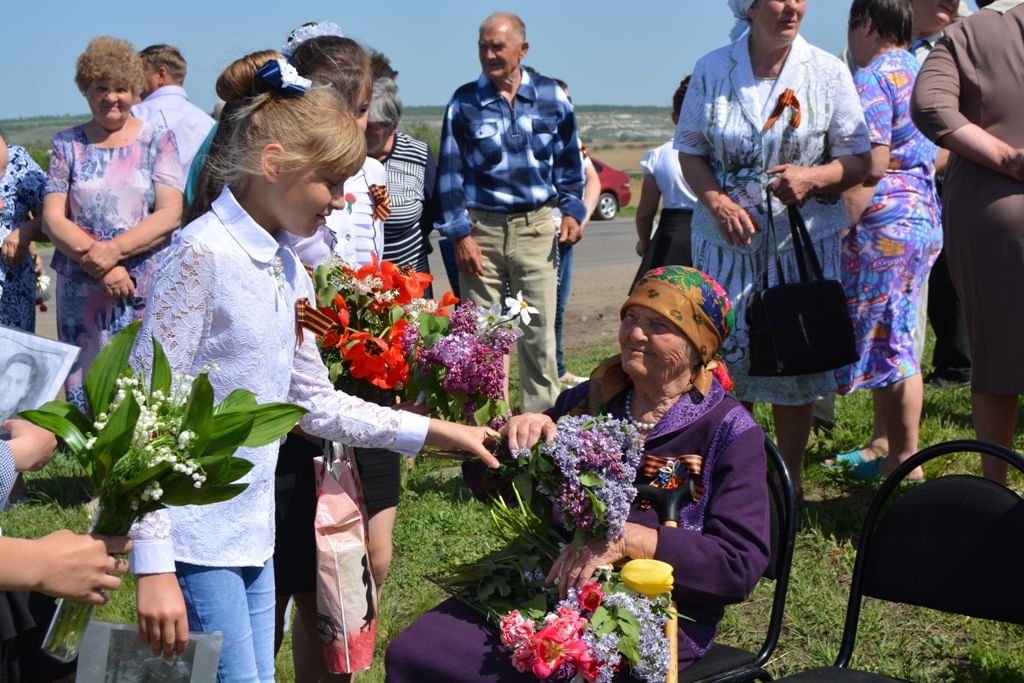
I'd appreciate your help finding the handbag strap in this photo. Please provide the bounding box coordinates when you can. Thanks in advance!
[786,204,825,282]
[760,189,786,289]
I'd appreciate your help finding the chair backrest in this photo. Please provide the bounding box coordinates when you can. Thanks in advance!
[752,436,798,666]
[834,440,1024,668]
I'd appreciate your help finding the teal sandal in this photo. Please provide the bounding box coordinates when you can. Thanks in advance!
[851,458,924,486]
[822,446,885,471]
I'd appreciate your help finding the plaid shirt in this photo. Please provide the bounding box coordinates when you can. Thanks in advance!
[435,68,586,239]
[0,440,16,503]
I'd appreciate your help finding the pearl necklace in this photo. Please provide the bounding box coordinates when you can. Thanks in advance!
[624,391,659,432]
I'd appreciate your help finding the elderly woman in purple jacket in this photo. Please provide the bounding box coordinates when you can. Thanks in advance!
[386,266,771,680]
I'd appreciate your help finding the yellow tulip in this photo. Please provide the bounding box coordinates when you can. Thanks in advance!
[620,559,674,598]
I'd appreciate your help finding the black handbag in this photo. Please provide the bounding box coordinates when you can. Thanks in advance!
[746,196,858,377]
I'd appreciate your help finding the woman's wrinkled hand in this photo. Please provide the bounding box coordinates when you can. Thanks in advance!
[547,535,628,597]
[136,573,189,660]
[1,227,29,266]
[102,265,135,299]
[500,413,557,452]
[711,195,758,247]
[767,164,817,205]
[78,239,124,279]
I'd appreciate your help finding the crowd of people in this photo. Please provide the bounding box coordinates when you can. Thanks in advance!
[1,0,1022,680]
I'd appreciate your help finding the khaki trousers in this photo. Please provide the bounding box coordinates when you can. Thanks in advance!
[466,206,559,413]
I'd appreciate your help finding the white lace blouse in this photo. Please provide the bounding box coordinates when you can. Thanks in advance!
[128,187,429,574]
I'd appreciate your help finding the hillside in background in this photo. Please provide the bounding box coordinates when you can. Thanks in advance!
[1,105,673,151]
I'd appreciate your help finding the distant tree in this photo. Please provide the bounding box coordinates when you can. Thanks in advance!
[402,122,440,159]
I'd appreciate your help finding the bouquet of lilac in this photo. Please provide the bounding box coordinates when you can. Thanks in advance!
[405,296,532,426]
[506,415,644,545]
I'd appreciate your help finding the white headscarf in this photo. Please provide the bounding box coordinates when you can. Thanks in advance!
[728,0,757,41]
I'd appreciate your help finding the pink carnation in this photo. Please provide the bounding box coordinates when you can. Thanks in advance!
[500,610,536,649]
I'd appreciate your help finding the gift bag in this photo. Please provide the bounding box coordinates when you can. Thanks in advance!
[313,443,378,673]
[746,197,858,377]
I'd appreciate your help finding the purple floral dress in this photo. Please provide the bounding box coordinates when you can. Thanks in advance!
[45,122,183,411]
[0,145,47,331]
[836,50,942,393]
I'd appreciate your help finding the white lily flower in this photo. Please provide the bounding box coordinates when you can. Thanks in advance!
[504,291,539,326]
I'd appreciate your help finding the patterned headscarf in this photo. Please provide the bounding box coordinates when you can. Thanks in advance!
[281,21,345,58]
[621,266,734,396]
[728,0,757,41]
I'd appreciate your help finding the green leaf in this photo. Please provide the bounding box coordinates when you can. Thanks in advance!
[84,320,140,418]
[206,456,254,486]
[213,389,257,415]
[202,412,255,456]
[232,403,307,447]
[161,481,249,507]
[579,471,603,487]
[18,404,89,455]
[90,392,140,483]
[181,374,214,454]
[149,336,172,396]
[314,266,339,308]
[118,461,174,492]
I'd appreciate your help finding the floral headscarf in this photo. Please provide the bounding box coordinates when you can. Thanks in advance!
[620,266,734,396]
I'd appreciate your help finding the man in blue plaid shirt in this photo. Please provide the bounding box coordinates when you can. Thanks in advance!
[435,12,586,412]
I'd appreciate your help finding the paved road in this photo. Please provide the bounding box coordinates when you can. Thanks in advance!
[425,217,637,289]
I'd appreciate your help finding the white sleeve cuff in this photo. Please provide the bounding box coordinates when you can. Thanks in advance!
[130,538,177,575]
[392,411,430,457]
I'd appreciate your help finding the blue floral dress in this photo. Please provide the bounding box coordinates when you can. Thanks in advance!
[835,50,941,393]
[0,145,47,331]
[45,122,183,411]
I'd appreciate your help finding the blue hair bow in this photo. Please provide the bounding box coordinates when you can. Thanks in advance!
[256,58,312,95]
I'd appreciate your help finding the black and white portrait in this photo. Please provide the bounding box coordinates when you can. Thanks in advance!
[0,326,79,422]
[76,621,223,683]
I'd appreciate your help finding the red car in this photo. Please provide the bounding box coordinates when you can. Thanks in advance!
[589,156,632,220]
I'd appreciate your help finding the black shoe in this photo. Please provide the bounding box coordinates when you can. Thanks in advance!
[925,369,971,388]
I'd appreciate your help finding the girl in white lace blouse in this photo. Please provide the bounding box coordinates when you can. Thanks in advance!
[127,56,499,682]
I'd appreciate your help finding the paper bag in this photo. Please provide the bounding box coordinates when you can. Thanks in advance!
[313,444,377,673]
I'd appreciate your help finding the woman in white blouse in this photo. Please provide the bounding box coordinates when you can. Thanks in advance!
[675,0,871,495]
[634,76,700,284]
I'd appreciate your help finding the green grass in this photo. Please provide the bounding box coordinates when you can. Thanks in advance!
[3,338,1023,682]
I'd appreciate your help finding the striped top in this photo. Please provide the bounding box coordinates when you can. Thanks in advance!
[380,131,439,273]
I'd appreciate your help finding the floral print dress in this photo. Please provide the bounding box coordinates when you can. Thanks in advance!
[835,50,941,393]
[45,122,183,411]
[0,145,47,331]
[674,35,870,405]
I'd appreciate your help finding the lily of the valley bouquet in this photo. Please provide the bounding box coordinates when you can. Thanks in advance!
[20,321,307,662]
[311,255,444,402]
[404,293,537,427]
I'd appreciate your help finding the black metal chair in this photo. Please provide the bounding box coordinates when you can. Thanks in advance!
[774,439,1024,682]
[682,436,798,683]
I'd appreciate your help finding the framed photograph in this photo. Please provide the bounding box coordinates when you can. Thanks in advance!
[0,326,79,423]
[75,621,223,683]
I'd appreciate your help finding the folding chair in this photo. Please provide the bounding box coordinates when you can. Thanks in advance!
[682,436,798,682]
[775,439,1024,681]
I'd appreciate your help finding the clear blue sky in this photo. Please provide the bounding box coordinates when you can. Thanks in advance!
[3,0,978,119]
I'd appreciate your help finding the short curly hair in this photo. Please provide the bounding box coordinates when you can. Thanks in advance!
[74,36,145,95]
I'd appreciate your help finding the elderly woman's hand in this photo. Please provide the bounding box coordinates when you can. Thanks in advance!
[500,413,557,452]
[79,239,125,280]
[1,227,30,266]
[102,265,135,299]
[547,523,660,596]
[710,195,758,247]
[547,535,629,597]
[767,164,819,205]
